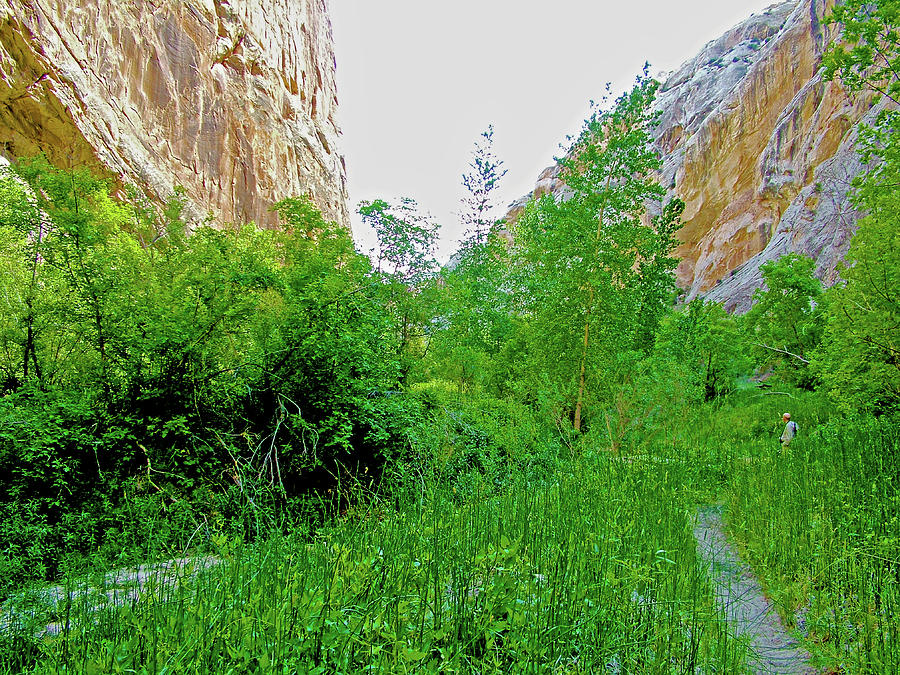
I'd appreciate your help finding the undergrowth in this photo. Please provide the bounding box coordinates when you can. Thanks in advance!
[727,413,900,672]
[2,383,895,673]
[1,448,746,673]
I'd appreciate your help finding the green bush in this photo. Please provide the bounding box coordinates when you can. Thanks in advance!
[397,387,562,500]
[0,159,427,593]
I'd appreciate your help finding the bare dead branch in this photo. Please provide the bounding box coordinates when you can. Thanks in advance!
[754,342,810,364]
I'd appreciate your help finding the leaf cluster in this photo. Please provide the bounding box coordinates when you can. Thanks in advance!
[824,0,900,106]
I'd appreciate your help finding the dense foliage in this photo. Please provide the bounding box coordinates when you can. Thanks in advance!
[1,22,899,667]
[3,447,744,674]
[741,253,823,388]
[819,0,900,413]
[0,157,424,594]
[512,74,682,434]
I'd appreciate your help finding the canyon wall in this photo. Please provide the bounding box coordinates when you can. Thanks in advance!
[508,0,873,312]
[0,0,348,228]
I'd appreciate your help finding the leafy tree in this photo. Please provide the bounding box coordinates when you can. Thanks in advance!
[816,0,900,412]
[428,233,515,394]
[257,196,411,468]
[3,157,280,415]
[812,163,900,413]
[358,197,438,283]
[0,169,44,390]
[425,128,515,394]
[2,157,137,393]
[744,253,822,381]
[0,160,426,589]
[655,299,748,402]
[513,72,682,433]
[634,198,685,352]
[823,0,900,107]
[742,254,823,387]
[460,125,508,244]
[357,198,439,382]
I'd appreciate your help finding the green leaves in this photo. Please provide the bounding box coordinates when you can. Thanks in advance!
[511,72,682,432]
[813,198,900,413]
[460,125,508,244]
[655,299,748,402]
[742,254,823,387]
[427,233,515,395]
[357,197,439,385]
[0,158,426,592]
[358,197,438,285]
[818,0,900,414]
[824,0,900,106]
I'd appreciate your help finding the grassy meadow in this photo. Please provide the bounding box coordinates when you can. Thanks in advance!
[2,444,741,674]
[1,386,895,674]
[728,415,900,671]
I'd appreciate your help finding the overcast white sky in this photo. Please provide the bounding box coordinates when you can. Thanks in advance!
[330,0,784,261]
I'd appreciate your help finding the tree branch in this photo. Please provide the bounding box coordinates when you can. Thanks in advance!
[753,391,797,399]
[754,342,810,364]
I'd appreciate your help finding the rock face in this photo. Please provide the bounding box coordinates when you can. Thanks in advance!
[508,0,873,313]
[0,0,348,228]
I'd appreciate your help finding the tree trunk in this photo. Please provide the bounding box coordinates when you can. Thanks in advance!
[573,167,616,433]
[573,288,593,433]
[23,304,41,383]
[23,208,44,385]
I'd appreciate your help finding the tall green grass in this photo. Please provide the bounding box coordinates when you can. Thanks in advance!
[2,453,746,674]
[727,414,900,672]
[11,385,876,673]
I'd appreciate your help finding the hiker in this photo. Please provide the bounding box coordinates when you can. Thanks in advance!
[780,412,798,449]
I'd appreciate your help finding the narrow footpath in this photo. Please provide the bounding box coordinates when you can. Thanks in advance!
[694,505,818,675]
[1,557,219,637]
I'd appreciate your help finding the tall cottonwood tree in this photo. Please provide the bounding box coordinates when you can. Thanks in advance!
[429,128,514,393]
[460,125,508,244]
[514,73,682,433]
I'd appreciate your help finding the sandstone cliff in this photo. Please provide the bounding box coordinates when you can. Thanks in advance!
[508,0,873,313]
[0,0,348,228]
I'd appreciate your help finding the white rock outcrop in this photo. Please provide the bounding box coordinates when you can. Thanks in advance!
[508,0,874,312]
[0,0,348,228]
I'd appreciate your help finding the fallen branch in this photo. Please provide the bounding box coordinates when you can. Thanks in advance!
[754,343,810,364]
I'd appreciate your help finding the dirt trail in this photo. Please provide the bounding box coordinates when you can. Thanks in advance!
[694,505,818,675]
[1,556,219,636]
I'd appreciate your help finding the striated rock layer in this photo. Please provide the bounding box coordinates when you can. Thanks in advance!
[0,0,348,228]
[508,0,874,313]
